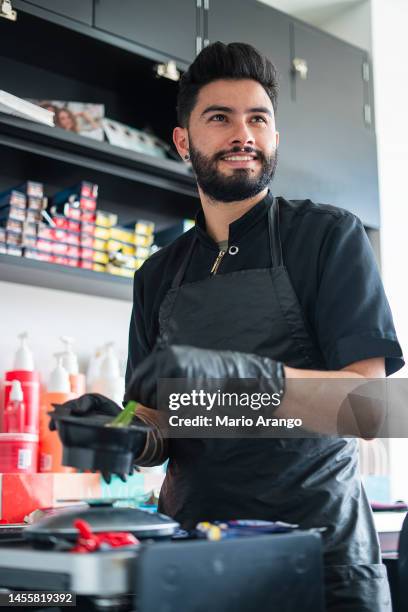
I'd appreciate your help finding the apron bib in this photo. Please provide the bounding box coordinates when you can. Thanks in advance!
[157,197,391,611]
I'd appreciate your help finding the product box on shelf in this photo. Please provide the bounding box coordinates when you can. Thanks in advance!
[6,231,23,245]
[0,204,26,222]
[50,201,81,221]
[50,215,80,232]
[134,219,155,236]
[96,210,118,228]
[52,181,98,204]
[18,181,44,198]
[110,226,135,244]
[27,196,46,212]
[79,260,106,272]
[0,190,26,209]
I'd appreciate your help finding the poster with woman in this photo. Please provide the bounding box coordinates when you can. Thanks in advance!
[34,100,105,141]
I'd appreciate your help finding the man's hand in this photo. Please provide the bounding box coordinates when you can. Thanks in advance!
[49,393,122,430]
[124,344,285,408]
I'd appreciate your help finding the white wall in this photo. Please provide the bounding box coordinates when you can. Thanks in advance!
[0,280,132,408]
[262,0,371,51]
[318,0,371,51]
[371,0,408,501]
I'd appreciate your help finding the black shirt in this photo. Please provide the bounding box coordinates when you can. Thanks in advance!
[126,193,404,383]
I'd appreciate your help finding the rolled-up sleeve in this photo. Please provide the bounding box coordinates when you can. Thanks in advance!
[314,213,404,376]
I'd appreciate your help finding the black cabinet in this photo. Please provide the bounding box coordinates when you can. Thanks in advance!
[281,22,378,227]
[94,0,197,64]
[21,0,93,25]
[206,0,292,107]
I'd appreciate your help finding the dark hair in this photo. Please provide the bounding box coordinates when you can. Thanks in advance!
[177,41,279,127]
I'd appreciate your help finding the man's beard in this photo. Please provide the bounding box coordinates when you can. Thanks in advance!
[188,141,278,203]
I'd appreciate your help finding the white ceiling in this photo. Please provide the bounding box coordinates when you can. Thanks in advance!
[259,0,365,26]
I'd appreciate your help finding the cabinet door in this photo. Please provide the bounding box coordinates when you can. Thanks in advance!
[94,0,197,63]
[22,0,93,25]
[207,0,291,109]
[284,22,379,227]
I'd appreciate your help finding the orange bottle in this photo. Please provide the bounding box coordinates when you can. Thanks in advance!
[39,355,75,473]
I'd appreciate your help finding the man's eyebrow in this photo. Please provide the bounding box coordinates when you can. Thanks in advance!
[200,105,273,117]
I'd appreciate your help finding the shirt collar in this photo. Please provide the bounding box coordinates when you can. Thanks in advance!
[195,190,274,249]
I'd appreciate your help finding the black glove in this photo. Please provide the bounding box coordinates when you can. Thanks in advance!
[124,345,285,409]
[49,393,147,483]
[49,393,122,430]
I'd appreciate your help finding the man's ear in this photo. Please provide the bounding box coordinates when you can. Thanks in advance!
[173,126,190,160]
[275,131,280,148]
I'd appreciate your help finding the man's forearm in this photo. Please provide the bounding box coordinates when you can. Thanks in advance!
[278,361,386,437]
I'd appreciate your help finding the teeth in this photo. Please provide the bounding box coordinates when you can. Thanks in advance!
[223,156,255,161]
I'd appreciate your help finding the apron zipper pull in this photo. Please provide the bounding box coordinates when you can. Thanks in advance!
[210,250,226,275]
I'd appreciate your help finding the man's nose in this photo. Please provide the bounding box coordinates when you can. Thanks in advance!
[229,121,255,146]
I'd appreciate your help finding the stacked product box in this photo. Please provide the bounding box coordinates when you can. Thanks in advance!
[106,219,155,278]
[0,179,156,276]
[0,182,47,257]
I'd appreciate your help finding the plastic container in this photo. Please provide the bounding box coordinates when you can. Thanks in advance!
[38,355,75,473]
[39,391,75,473]
[0,433,38,473]
[60,336,86,396]
[3,333,40,434]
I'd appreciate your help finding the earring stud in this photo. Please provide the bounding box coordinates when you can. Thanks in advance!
[184,153,190,161]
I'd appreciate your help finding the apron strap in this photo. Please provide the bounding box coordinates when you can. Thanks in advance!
[171,234,196,289]
[268,197,283,268]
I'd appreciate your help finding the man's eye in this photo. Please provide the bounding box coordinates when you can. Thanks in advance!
[251,116,267,123]
[210,114,226,122]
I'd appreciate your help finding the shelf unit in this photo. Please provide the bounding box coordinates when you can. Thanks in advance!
[0,253,133,301]
[0,114,197,199]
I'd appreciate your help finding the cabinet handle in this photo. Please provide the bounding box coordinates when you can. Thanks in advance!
[292,57,308,80]
[0,0,17,21]
[364,104,372,126]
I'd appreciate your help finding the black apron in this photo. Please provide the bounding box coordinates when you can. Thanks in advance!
[157,197,391,611]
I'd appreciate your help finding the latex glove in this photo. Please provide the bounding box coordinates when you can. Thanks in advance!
[49,393,146,482]
[124,345,285,409]
[49,393,122,430]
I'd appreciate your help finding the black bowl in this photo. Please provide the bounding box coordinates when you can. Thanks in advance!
[49,411,151,475]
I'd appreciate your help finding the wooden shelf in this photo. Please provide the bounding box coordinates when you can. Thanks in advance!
[0,114,197,199]
[0,253,133,301]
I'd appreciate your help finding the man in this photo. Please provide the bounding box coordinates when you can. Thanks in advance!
[65,42,402,609]
[122,42,405,610]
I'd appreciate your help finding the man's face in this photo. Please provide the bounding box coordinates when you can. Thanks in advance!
[174,79,279,202]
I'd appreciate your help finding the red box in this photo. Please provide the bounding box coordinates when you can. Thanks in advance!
[79,196,97,212]
[66,245,80,258]
[80,210,97,223]
[37,225,54,240]
[36,239,53,253]
[52,215,69,229]
[67,219,80,232]
[65,257,78,268]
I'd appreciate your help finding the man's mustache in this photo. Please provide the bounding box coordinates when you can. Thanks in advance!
[213,146,264,161]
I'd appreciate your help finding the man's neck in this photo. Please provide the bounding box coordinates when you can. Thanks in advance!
[199,187,268,243]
